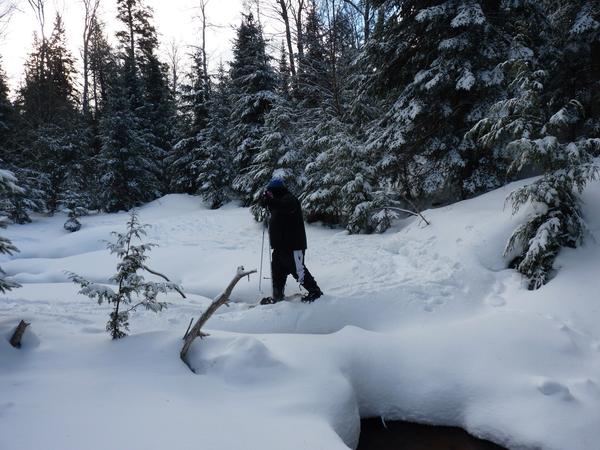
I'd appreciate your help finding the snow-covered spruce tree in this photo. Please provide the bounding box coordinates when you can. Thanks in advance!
[466,1,600,288]
[248,98,302,220]
[504,137,599,289]
[95,0,166,211]
[0,169,22,293]
[69,211,183,339]
[544,1,600,157]
[0,167,48,224]
[97,72,161,212]
[194,63,233,209]
[362,0,507,202]
[0,58,14,157]
[16,15,82,214]
[228,13,278,205]
[59,172,91,232]
[462,1,550,195]
[138,49,176,194]
[168,48,211,194]
[245,41,303,219]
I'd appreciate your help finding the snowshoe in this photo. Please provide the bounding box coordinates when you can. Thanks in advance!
[260,296,284,305]
[301,289,323,303]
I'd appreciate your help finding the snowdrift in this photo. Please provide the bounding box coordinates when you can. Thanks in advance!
[1,183,599,450]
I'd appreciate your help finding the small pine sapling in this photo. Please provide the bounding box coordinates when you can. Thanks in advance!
[68,211,185,339]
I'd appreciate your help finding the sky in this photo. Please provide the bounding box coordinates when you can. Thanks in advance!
[0,0,280,94]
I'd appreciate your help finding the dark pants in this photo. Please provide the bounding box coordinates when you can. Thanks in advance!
[271,248,320,299]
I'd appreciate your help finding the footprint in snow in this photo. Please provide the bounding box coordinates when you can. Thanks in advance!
[537,379,575,401]
[485,295,506,307]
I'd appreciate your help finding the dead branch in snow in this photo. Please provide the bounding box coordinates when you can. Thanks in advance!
[385,206,431,226]
[180,266,256,371]
[9,320,30,348]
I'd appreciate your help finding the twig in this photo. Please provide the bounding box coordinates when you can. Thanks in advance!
[142,265,187,298]
[385,206,431,226]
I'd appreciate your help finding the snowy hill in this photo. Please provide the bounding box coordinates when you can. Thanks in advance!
[1,180,600,450]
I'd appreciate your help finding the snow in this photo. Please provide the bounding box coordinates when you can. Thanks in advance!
[2,182,600,450]
[451,3,486,28]
[456,68,476,91]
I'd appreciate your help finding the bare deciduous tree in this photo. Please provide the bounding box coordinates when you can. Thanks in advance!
[274,0,296,77]
[27,0,47,40]
[341,0,372,43]
[81,0,101,116]
[165,37,182,98]
[289,0,305,63]
[0,0,17,39]
[197,0,209,90]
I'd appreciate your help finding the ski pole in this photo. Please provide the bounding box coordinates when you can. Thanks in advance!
[259,216,266,293]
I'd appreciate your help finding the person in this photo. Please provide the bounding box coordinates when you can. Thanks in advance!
[260,178,323,304]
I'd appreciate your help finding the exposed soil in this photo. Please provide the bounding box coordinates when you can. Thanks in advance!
[357,418,508,450]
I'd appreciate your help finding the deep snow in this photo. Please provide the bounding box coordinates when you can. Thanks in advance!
[1,179,600,450]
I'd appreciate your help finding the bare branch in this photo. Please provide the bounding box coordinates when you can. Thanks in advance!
[384,206,431,226]
[0,1,17,39]
[26,0,46,40]
[142,264,187,298]
[180,266,257,370]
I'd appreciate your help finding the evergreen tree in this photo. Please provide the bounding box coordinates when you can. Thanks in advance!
[16,14,82,214]
[194,63,233,209]
[97,72,161,212]
[228,13,278,205]
[466,1,600,288]
[96,0,165,211]
[0,59,14,155]
[248,98,302,219]
[139,49,176,193]
[168,48,211,193]
[277,42,291,98]
[503,137,599,289]
[0,168,22,293]
[464,1,550,195]
[69,211,183,339]
[361,0,507,202]
[296,5,329,109]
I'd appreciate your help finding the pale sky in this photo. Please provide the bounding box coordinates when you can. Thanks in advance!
[0,0,282,94]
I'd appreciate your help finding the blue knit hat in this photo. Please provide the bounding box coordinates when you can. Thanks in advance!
[267,178,284,189]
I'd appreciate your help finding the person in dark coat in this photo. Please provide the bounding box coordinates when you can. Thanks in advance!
[260,178,323,304]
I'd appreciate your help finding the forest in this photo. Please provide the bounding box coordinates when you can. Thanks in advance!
[1,0,599,290]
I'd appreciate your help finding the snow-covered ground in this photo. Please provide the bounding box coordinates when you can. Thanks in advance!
[2,179,600,450]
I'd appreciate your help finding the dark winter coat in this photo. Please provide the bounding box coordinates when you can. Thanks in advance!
[264,187,307,251]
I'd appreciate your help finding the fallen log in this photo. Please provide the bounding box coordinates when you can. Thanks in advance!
[180,266,256,371]
[9,320,30,348]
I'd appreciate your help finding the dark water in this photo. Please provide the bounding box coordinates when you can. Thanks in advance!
[357,418,507,450]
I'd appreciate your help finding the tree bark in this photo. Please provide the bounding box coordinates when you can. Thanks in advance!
[198,0,209,93]
[9,320,30,348]
[291,0,305,65]
[277,0,297,77]
[180,267,256,371]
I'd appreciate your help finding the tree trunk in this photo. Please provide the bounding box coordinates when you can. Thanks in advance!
[291,0,305,82]
[277,0,297,77]
[180,267,256,371]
